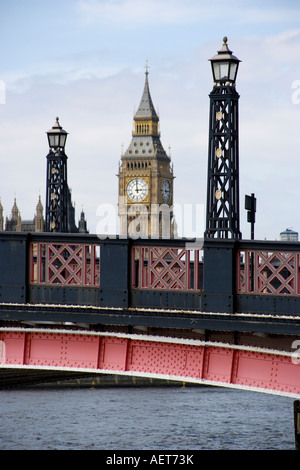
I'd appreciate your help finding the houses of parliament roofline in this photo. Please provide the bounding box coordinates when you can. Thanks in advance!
[0,195,88,233]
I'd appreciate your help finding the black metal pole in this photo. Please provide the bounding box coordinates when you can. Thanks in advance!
[245,193,256,240]
[250,193,255,240]
[294,400,300,449]
[245,193,256,291]
[250,193,255,292]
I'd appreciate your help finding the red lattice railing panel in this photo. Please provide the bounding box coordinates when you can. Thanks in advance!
[132,245,202,291]
[30,242,100,287]
[238,250,300,295]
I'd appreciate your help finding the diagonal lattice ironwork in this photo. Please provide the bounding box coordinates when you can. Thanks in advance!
[30,242,100,287]
[132,245,202,291]
[238,250,300,295]
[149,247,187,289]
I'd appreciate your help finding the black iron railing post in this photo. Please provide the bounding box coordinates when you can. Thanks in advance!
[203,238,237,313]
[99,238,130,308]
[0,232,28,303]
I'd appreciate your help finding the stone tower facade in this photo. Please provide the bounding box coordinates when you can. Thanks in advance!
[118,68,175,238]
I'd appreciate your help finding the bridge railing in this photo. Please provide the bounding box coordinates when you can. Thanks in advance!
[0,232,204,309]
[191,238,300,315]
[131,244,203,291]
[26,233,128,307]
[30,241,100,287]
[238,248,300,296]
[130,239,203,310]
[1,232,300,315]
[235,240,300,315]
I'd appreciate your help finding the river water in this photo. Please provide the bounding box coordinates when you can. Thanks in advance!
[0,384,296,451]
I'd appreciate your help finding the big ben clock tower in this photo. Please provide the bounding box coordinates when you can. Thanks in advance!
[118,66,175,238]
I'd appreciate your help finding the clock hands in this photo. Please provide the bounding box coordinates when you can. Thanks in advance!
[162,179,171,203]
[127,178,171,203]
[127,178,148,202]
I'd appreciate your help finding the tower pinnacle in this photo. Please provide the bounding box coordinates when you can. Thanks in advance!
[134,64,159,122]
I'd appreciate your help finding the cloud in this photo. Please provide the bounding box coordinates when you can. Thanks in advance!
[77,0,205,27]
[77,0,300,30]
[266,28,300,62]
[2,0,300,241]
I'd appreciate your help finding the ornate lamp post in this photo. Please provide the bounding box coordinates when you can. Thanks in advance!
[47,116,68,150]
[205,37,242,239]
[45,117,69,232]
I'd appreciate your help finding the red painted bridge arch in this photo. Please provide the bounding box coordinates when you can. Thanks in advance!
[1,327,300,397]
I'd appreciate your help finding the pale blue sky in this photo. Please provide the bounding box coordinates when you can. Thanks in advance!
[1,0,300,239]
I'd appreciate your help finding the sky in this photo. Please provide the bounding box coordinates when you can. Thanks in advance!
[1,0,300,240]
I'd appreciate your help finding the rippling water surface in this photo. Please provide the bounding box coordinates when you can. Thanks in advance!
[0,385,295,450]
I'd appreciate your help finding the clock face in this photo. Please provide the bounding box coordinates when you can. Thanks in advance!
[127,178,148,202]
[162,179,171,203]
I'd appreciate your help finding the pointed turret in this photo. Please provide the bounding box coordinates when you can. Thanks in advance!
[123,64,169,160]
[34,195,44,232]
[134,64,159,122]
[11,198,20,221]
[78,209,88,233]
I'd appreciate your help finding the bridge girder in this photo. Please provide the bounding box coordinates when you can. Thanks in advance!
[1,327,300,397]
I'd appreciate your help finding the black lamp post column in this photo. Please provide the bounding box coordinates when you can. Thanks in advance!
[205,37,242,239]
[45,117,69,232]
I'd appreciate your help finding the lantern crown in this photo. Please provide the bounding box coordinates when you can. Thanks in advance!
[47,117,68,151]
[209,37,241,85]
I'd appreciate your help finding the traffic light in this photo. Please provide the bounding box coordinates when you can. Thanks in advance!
[245,193,256,239]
